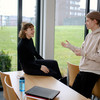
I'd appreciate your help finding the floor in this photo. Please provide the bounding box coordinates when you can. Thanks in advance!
[0,91,5,100]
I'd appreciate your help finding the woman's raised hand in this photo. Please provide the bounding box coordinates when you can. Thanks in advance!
[61,40,69,48]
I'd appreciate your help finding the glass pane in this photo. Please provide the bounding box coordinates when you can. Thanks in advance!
[55,0,86,76]
[22,0,36,25]
[22,0,36,44]
[0,0,17,71]
[90,0,97,11]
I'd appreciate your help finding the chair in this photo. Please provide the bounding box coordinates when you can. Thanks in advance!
[0,71,12,100]
[92,78,100,99]
[4,75,33,100]
[67,62,100,99]
[4,75,19,100]
[67,62,79,87]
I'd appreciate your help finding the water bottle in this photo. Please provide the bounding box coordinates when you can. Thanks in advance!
[19,77,25,92]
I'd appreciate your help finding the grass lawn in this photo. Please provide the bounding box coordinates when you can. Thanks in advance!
[0,26,17,71]
[54,25,84,76]
[0,26,85,75]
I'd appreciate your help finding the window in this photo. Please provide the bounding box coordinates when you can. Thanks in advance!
[70,6,74,10]
[70,1,75,5]
[22,0,36,26]
[0,0,37,71]
[0,0,17,71]
[90,0,97,11]
[55,0,86,76]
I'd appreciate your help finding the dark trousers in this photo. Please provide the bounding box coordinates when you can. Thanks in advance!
[72,72,100,98]
[25,59,62,80]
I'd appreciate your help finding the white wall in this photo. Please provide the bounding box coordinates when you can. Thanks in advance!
[40,0,55,59]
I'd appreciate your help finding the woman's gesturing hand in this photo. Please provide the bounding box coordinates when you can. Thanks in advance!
[40,65,49,73]
[61,40,69,48]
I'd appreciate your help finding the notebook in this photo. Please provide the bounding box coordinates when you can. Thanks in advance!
[25,86,60,100]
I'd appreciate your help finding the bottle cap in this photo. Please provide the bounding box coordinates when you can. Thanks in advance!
[20,77,25,80]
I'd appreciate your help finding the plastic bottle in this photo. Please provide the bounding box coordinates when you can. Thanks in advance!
[19,77,25,92]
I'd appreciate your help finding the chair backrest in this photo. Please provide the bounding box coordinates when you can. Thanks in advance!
[4,75,19,100]
[0,71,12,100]
[92,78,100,98]
[67,62,100,98]
[67,62,79,87]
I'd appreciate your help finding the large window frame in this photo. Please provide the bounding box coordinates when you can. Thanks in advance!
[17,0,100,70]
[17,0,22,70]
[17,0,41,70]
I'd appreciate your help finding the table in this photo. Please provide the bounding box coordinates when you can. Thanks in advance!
[5,71,89,100]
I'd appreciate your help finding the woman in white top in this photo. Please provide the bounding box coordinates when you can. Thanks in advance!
[61,11,100,98]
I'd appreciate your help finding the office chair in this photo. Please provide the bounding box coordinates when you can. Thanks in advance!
[92,78,100,100]
[67,62,100,100]
[4,75,19,100]
[4,75,35,100]
[0,71,12,100]
[67,62,79,87]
